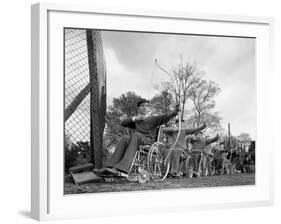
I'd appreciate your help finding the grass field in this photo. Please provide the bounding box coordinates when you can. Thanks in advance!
[64,173,255,194]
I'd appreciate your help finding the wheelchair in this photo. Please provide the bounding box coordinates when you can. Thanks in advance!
[181,138,216,178]
[183,149,218,178]
[182,150,212,178]
[126,126,171,183]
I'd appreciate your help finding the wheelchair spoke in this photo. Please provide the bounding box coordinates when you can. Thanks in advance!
[147,142,170,181]
[156,163,162,175]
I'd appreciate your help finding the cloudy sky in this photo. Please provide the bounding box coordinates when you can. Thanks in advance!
[101,30,256,139]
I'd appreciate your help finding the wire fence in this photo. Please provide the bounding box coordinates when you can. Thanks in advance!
[65,29,91,144]
[64,28,106,170]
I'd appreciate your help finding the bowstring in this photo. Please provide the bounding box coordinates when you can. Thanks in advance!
[149,60,156,98]
[154,58,182,166]
[164,96,182,166]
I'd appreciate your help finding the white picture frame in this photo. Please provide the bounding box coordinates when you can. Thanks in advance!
[31,2,274,221]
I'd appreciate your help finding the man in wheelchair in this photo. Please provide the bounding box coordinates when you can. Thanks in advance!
[189,132,220,177]
[162,120,207,177]
[94,98,179,178]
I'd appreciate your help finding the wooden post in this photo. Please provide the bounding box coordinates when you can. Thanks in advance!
[86,30,103,168]
[228,122,231,148]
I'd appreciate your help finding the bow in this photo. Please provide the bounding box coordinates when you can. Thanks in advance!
[154,59,182,164]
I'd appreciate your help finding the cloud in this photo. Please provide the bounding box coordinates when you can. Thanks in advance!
[104,47,161,103]
[102,31,168,75]
[101,31,256,139]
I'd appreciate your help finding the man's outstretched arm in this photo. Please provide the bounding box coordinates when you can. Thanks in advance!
[185,123,207,135]
[206,134,219,144]
[162,123,207,135]
[154,105,179,127]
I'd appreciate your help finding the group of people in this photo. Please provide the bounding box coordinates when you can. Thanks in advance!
[94,98,220,179]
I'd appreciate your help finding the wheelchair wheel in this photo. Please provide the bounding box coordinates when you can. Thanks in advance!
[147,142,170,182]
[137,169,150,184]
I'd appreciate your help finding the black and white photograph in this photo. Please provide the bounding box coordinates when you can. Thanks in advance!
[64,28,256,194]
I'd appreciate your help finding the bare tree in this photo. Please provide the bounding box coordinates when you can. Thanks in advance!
[189,79,221,127]
[186,111,223,133]
[155,58,203,120]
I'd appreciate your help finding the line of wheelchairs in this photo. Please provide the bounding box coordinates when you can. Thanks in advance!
[106,125,207,184]
[106,128,255,184]
[68,125,204,185]
[68,126,254,186]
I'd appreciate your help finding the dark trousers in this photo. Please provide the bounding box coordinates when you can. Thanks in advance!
[192,153,202,172]
[169,149,186,174]
[105,132,152,173]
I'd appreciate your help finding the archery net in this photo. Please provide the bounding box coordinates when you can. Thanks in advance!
[64,29,90,145]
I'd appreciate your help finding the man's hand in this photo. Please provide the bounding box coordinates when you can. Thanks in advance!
[133,115,145,122]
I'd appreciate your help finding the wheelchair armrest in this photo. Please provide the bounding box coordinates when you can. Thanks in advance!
[139,145,151,153]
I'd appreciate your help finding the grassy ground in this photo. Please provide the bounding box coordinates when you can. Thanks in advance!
[64,173,255,194]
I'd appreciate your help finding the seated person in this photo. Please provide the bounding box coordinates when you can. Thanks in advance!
[162,120,207,176]
[189,131,219,177]
[100,98,179,175]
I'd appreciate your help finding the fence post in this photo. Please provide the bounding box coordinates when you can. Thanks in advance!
[86,30,103,168]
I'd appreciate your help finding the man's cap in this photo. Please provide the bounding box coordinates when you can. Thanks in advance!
[137,98,149,107]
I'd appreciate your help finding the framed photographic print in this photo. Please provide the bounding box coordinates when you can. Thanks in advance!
[31,2,274,221]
